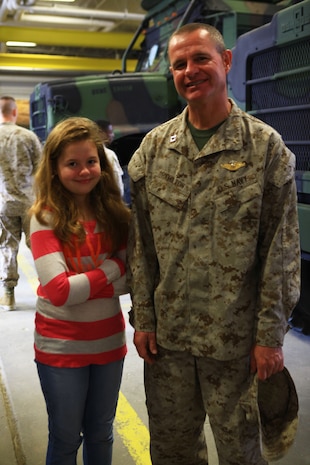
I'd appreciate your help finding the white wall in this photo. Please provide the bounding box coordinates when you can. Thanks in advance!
[0,72,84,100]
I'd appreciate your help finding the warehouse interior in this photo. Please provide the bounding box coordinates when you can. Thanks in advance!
[0,0,147,126]
[0,1,310,464]
[0,0,299,125]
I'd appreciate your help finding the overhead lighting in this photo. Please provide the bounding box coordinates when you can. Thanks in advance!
[6,41,37,47]
[20,13,115,30]
[39,0,76,2]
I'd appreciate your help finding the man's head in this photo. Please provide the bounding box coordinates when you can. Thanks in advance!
[0,96,18,123]
[168,23,232,106]
[95,119,115,146]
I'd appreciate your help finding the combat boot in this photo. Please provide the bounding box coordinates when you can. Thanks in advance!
[0,287,16,311]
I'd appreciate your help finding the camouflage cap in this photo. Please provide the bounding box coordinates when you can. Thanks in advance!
[258,367,299,461]
[241,367,299,462]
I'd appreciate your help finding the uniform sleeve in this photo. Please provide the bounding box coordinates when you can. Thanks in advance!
[255,134,301,346]
[30,215,125,307]
[127,140,159,331]
[30,133,43,173]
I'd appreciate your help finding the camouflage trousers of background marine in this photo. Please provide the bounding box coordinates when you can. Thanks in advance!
[0,214,31,288]
[144,346,268,465]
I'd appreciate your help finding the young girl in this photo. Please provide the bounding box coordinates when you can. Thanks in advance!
[29,117,131,465]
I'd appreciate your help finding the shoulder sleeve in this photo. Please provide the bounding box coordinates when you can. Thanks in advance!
[128,138,147,183]
[127,142,158,331]
[256,137,300,346]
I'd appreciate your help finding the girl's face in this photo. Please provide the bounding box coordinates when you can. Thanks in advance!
[56,139,101,201]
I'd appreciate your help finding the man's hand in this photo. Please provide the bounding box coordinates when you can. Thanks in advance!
[133,331,158,364]
[250,345,284,381]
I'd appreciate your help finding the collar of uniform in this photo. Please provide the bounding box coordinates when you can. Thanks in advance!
[201,99,244,157]
[165,108,188,154]
[204,110,244,157]
[167,100,244,157]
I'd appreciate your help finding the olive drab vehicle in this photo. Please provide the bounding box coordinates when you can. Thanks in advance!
[229,0,310,334]
[30,0,309,329]
[30,0,290,164]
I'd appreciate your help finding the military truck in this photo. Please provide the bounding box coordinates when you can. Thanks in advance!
[29,0,289,159]
[30,0,309,326]
[29,0,296,204]
[228,0,310,333]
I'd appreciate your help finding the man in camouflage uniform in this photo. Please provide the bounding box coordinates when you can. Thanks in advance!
[127,24,300,465]
[0,96,42,310]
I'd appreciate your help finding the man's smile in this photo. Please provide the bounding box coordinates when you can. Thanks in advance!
[186,79,207,87]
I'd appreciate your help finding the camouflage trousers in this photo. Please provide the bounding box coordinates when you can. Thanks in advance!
[0,214,31,288]
[144,346,268,465]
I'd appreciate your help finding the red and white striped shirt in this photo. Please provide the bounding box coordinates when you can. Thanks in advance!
[30,214,128,368]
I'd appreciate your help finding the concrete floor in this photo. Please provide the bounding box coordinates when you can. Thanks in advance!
[0,237,309,465]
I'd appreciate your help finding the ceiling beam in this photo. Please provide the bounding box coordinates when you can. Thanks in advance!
[0,53,137,72]
[0,26,143,49]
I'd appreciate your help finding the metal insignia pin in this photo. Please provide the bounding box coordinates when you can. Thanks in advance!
[220,160,246,171]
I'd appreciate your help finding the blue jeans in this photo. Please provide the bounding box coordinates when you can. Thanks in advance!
[36,360,124,465]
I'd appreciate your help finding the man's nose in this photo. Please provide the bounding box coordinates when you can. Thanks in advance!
[185,60,199,76]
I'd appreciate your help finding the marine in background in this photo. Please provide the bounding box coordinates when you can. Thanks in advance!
[0,95,42,311]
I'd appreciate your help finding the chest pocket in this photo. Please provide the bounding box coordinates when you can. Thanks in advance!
[214,181,261,214]
[212,181,262,262]
[149,177,191,210]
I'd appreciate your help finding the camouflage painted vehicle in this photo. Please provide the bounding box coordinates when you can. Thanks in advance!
[228,0,310,333]
[30,0,309,324]
[30,0,288,165]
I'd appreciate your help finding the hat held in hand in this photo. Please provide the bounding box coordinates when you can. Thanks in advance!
[242,367,299,462]
[258,367,298,461]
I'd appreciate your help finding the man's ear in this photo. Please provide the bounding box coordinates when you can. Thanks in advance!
[222,49,233,72]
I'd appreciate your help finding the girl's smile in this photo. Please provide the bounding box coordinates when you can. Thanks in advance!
[57,139,101,200]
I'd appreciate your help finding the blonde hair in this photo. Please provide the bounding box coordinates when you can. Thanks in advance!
[30,117,130,253]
